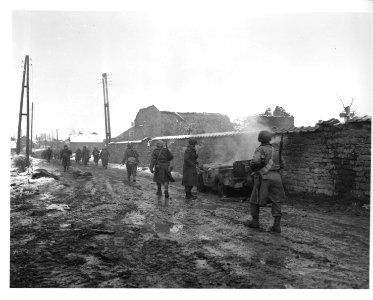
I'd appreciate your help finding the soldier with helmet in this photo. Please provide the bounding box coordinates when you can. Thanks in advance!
[75,148,82,164]
[92,147,100,166]
[45,147,53,162]
[60,145,72,172]
[149,140,174,198]
[246,130,286,233]
[122,143,139,182]
[82,146,90,166]
[100,147,110,169]
[182,138,199,199]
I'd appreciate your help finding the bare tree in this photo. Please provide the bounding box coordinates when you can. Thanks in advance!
[338,95,356,122]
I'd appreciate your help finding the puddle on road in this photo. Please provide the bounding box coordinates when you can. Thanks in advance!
[122,212,146,226]
[195,259,214,270]
[154,222,183,234]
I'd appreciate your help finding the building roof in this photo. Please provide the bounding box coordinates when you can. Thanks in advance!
[151,131,257,141]
[70,133,103,143]
[160,111,185,121]
[109,137,151,145]
[274,116,371,134]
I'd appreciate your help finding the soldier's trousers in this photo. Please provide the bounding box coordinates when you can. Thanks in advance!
[249,171,285,217]
[126,163,137,178]
[185,185,193,195]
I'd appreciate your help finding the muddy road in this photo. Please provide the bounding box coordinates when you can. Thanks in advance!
[10,158,369,288]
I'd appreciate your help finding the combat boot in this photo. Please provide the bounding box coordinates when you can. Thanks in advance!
[185,191,195,199]
[270,216,281,233]
[164,190,169,198]
[246,204,260,228]
[156,184,162,196]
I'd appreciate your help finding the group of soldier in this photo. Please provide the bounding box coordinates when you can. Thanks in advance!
[73,146,110,170]
[44,145,110,172]
[43,129,285,233]
[147,130,285,233]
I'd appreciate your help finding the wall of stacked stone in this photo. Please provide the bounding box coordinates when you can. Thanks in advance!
[280,121,371,200]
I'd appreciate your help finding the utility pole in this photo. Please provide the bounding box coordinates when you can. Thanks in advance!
[16,55,31,161]
[102,73,112,146]
[30,102,34,154]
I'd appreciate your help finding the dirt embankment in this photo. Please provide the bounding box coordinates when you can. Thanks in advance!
[10,158,369,288]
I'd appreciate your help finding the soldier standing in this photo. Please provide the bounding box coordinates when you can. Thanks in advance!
[92,147,100,166]
[60,145,72,172]
[75,148,82,164]
[100,147,110,169]
[45,147,53,162]
[149,140,174,198]
[246,130,286,233]
[182,138,199,199]
[122,143,139,182]
[82,146,90,166]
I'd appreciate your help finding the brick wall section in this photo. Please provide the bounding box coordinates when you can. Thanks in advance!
[108,120,371,200]
[280,121,371,199]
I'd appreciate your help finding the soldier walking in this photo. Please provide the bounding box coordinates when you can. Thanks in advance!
[92,147,100,166]
[45,147,53,162]
[60,145,72,172]
[149,140,174,199]
[75,148,82,164]
[82,146,90,166]
[182,138,199,199]
[100,147,110,169]
[246,130,286,233]
[122,143,139,182]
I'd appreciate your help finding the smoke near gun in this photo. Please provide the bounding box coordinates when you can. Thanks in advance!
[271,135,282,145]
[204,116,280,165]
[203,132,260,165]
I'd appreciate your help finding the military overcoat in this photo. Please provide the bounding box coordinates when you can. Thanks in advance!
[182,145,199,186]
[149,147,174,183]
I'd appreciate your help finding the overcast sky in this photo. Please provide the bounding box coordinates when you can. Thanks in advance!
[11,8,372,139]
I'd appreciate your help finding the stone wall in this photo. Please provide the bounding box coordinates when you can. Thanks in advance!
[280,121,371,200]
[108,119,371,200]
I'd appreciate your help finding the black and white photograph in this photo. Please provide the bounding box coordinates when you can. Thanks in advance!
[4,0,372,293]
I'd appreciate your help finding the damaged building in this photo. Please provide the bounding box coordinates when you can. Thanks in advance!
[111,105,234,142]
